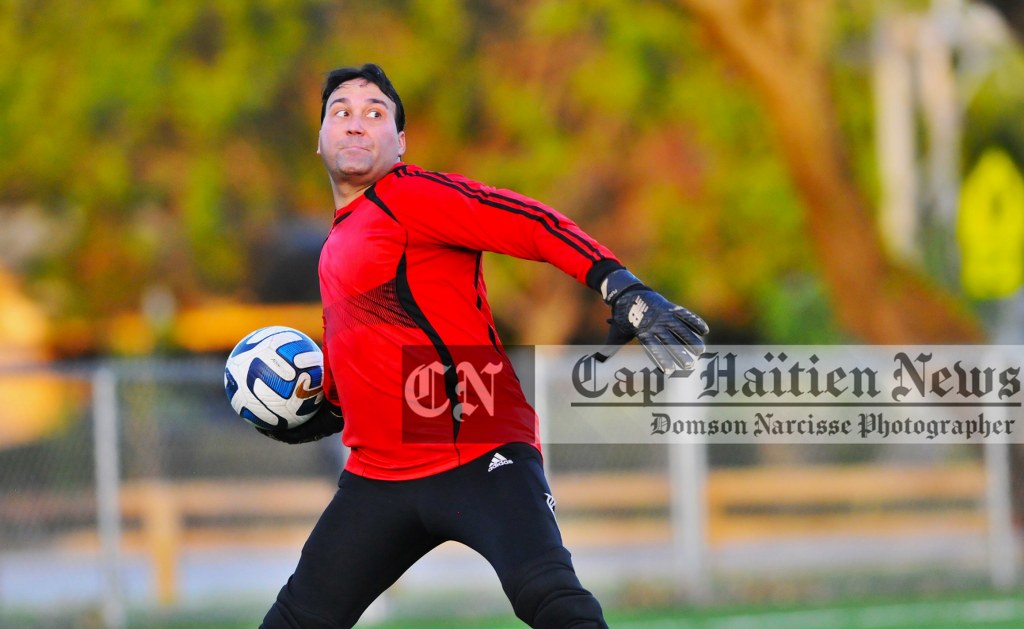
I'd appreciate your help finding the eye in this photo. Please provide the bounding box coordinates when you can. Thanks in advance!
[367,110,383,119]
[334,108,349,118]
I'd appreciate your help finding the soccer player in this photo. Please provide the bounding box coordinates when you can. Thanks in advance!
[257,63,708,629]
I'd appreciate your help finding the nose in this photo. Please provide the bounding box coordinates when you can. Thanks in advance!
[344,116,365,134]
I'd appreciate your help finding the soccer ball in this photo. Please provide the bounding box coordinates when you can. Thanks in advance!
[224,326,325,430]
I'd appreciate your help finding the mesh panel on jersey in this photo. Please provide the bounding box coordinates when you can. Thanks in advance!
[325,278,418,335]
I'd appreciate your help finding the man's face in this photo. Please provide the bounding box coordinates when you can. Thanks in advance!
[318,79,406,189]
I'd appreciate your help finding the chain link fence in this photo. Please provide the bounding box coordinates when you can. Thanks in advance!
[0,355,1018,627]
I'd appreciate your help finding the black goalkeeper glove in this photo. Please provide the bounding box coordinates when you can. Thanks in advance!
[594,269,709,374]
[255,401,343,445]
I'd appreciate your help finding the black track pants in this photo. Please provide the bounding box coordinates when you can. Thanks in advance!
[260,443,607,628]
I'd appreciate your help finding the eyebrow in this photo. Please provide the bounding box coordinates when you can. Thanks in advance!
[328,96,391,109]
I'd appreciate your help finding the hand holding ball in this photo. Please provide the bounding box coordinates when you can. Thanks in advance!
[224,326,325,430]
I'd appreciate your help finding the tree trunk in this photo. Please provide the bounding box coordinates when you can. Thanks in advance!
[678,0,982,343]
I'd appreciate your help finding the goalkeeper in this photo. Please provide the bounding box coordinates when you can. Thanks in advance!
[258,63,708,629]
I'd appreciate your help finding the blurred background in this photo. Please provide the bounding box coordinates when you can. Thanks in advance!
[2,0,1024,627]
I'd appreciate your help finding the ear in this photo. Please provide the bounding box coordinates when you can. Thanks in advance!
[397,131,406,158]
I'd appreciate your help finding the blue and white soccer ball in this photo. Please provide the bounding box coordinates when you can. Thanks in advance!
[224,326,325,430]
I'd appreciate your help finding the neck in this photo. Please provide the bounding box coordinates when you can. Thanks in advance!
[329,162,400,209]
[332,182,371,209]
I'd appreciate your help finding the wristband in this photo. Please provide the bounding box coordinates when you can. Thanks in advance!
[600,269,646,305]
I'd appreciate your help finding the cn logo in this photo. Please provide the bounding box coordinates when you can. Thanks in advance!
[404,360,504,421]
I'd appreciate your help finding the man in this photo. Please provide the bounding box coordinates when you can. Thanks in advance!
[258,63,708,629]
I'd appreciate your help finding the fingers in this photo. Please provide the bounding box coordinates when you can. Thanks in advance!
[672,307,710,336]
[646,329,699,373]
[636,312,707,373]
[666,320,705,357]
[637,336,681,375]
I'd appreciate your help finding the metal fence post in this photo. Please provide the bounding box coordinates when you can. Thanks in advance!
[985,438,1019,590]
[669,373,710,602]
[93,367,126,629]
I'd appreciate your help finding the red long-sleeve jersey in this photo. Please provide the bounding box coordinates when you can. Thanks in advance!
[319,163,620,480]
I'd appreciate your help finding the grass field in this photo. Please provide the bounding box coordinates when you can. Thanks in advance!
[37,590,1011,629]
[7,590,1023,628]
[360,593,1024,629]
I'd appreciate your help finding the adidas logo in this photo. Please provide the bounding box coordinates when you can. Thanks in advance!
[487,452,513,472]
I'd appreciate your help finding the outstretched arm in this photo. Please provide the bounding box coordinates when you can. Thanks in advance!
[389,168,709,370]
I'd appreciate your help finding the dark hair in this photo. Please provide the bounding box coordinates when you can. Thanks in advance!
[320,63,405,132]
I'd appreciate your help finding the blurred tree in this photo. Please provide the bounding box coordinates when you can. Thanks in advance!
[0,0,998,351]
[358,0,825,344]
[673,0,982,342]
[0,0,336,326]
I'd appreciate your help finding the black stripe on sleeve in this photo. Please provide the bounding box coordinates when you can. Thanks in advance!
[408,169,605,263]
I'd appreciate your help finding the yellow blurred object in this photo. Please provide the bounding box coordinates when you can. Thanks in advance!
[0,373,81,448]
[0,267,73,448]
[51,301,323,356]
[172,302,323,352]
[958,147,1024,299]
[107,311,159,356]
[0,270,47,355]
